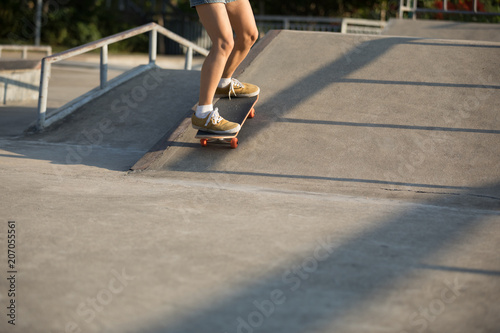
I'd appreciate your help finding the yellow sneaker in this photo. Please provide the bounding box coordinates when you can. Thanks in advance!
[215,78,260,99]
[191,108,240,134]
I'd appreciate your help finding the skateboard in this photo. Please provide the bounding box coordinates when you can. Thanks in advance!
[195,95,258,149]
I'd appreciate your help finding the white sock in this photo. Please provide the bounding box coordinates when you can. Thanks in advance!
[195,104,213,118]
[218,78,232,88]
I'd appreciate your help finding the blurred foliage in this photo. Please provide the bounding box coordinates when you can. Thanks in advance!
[415,0,500,22]
[1,0,148,51]
[1,0,498,51]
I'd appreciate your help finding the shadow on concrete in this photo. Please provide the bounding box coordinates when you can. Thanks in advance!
[139,182,500,333]
[416,264,500,277]
[0,76,39,92]
[277,118,500,134]
[173,169,499,193]
[336,77,500,89]
[1,34,498,185]
[0,68,201,171]
[155,35,499,190]
[403,41,500,48]
[0,105,39,137]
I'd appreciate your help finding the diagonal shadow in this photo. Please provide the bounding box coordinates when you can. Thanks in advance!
[0,76,39,91]
[416,264,500,277]
[161,33,499,188]
[170,169,500,198]
[138,34,500,331]
[163,36,417,171]
[337,78,500,89]
[142,182,500,333]
[402,41,500,48]
[278,118,500,134]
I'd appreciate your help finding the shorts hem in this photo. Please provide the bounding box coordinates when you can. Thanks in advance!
[191,0,238,8]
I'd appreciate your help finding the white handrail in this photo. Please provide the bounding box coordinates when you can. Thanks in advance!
[36,22,209,131]
[42,22,208,64]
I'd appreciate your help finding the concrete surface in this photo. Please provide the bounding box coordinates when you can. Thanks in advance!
[0,30,499,333]
[383,19,500,43]
[143,31,500,210]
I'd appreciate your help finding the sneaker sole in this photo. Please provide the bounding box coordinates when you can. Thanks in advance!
[192,124,241,134]
[215,88,260,99]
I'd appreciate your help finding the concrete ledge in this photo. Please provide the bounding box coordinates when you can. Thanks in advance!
[0,60,41,105]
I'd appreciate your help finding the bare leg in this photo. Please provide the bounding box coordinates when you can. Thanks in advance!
[196,3,234,106]
[222,0,259,79]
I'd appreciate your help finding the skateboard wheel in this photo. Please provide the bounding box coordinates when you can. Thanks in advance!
[230,138,238,149]
[249,108,255,118]
[200,139,208,147]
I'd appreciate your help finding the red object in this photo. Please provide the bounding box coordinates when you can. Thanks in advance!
[230,138,238,149]
[433,0,485,19]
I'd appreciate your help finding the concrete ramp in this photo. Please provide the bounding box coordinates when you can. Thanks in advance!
[2,30,500,333]
[135,30,500,208]
[26,67,200,170]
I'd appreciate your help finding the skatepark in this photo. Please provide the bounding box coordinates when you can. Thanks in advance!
[1,19,499,333]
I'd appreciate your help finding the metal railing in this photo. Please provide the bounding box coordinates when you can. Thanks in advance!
[36,22,209,131]
[341,18,387,34]
[254,16,387,35]
[0,45,52,59]
[399,0,500,19]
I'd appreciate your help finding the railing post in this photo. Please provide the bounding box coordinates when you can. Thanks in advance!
[149,29,157,64]
[341,19,348,33]
[283,18,290,30]
[100,45,108,89]
[22,47,28,59]
[185,47,193,70]
[37,59,51,130]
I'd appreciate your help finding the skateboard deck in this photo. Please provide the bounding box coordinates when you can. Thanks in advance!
[195,95,259,148]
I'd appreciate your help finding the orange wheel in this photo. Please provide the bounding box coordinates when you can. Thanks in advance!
[248,108,255,118]
[230,138,238,149]
[200,139,208,147]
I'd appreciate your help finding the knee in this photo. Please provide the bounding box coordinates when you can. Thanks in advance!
[241,28,259,49]
[214,37,234,58]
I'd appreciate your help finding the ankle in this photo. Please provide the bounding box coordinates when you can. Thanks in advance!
[218,78,232,88]
[195,104,213,118]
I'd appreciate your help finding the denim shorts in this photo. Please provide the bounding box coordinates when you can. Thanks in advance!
[190,0,238,8]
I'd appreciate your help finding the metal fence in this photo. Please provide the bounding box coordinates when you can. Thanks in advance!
[399,0,500,19]
[161,16,387,55]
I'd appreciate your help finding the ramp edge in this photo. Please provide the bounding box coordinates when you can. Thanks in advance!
[129,30,282,172]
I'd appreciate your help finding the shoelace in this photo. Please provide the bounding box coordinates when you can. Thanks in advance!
[228,78,244,99]
[205,107,223,127]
